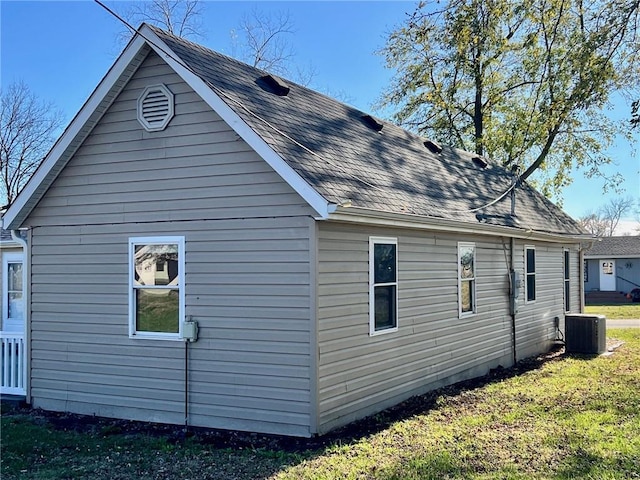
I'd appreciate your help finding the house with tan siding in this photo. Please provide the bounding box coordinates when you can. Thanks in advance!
[2,24,589,437]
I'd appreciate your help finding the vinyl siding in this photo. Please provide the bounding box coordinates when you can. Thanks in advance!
[585,259,600,291]
[25,51,316,436]
[585,257,640,293]
[514,241,578,360]
[316,222,515,434]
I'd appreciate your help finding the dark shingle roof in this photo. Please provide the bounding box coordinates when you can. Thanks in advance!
[584,236,640,257]
[151,26,584,236]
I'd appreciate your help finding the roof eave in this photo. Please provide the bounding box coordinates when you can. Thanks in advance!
[584,254,640,259]
[327,206,590,243]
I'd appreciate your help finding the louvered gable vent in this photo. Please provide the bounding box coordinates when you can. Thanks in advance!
[137,84,174,132]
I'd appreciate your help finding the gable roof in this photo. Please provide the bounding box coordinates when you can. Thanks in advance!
[3,24,586,240]
[584,236,640,258]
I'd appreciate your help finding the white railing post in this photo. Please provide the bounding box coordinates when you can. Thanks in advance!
[1,333,26,395]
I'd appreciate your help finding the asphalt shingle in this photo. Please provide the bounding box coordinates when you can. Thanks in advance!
[584,236,640,257]
[151,26,585,236]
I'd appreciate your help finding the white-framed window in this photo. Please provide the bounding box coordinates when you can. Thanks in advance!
[129,236,185,340]
[458,242,476,316]
[525,246,536,303]
[564,249,570,312]
[369,237,398,336]
[2,252,25,333]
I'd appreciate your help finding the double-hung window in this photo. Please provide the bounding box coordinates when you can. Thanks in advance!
[2,253,24,333]
[129,236,185,340]
[458,242,476,316]
[525,246,536,303]
[564,250,570,312]
[369,237,398,335]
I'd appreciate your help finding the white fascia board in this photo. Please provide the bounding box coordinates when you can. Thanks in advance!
[329,206,588,244]
[2,35,149,231]
[584,254,640,259]
[140,26,332,219]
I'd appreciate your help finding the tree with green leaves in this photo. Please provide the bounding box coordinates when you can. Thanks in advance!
[379,0,639,198]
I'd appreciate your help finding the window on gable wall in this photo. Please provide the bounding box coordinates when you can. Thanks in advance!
[458,243,476,316]
[525,246,536,302]
[369,237,398,335]
[564,250,570,312]
[129,236,185,340]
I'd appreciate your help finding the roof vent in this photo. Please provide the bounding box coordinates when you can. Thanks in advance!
[423,139,443,153]
[137,84,174,132]
[259,74,290,96]
[361,114,384,132]
[472,156,488,169]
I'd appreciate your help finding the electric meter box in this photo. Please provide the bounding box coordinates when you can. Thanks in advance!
[565,314,606,354]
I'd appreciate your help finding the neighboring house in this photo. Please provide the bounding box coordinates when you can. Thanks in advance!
[2,25,589,437]
[584,236,640,294]
[0,228,27,395]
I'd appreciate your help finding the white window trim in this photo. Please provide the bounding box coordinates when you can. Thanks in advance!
[525,245,536,304]
[128,236,185,340]
[369,236,399,336]
[2,252,25,331]
[458,242,477,318]
[564,249,571,313]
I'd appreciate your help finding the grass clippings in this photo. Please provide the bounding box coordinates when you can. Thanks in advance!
[2,329,639,480]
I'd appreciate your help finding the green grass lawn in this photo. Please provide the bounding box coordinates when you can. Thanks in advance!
[584,304,640,319]
[2,329,639,479]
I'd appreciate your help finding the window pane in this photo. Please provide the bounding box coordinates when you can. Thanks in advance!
[526,249,535,273]
[8,263,23,290]
[134,244,179,286]
[527,275,536,301]
[135,289,179,333]
[8,292,24,320]
[460,245,474,279]
[461,280,473,312]
[564,251,570,280]
[374,285,396,330]
[565,282,570,311]
[374,244,396,284]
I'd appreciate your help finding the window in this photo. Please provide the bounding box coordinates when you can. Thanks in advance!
[369,237,398,335]
[564,250,571,312]
[2,253,24,332]
[458,243,476,316]
[525,246,536,302]
[129,237,185,339]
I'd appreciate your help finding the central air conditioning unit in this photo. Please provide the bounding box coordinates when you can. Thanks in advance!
[565,314,606,354]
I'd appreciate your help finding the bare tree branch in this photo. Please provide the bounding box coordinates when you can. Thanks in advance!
[0,82,64,206]
[231,8,316,86]
[117,0,204,43]
[578,196,636,236]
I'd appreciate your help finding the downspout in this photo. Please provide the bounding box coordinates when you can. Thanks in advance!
[510,236,517,364]
[11,229,30,403]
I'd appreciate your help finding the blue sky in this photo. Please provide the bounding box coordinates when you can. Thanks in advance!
[1,0,638,230]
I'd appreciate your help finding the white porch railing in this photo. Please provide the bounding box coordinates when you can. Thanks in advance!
[1,333,26,396]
